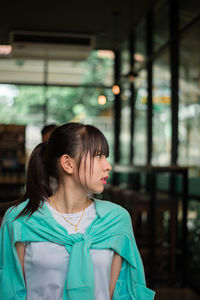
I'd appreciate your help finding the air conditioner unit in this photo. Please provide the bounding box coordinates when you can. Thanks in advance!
[10,31,95,61]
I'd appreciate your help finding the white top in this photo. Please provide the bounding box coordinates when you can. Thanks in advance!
[24,201,114,300]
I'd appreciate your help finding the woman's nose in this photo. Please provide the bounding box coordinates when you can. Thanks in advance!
[104,159,112,171]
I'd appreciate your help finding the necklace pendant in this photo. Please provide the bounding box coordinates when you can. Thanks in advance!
[74,225,78,231]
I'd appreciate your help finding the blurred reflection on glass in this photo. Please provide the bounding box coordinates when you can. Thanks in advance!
[120,40,131,164]
[121,39,130,76]
[152,48,171,165]
[134,18,146,71]
[179,20,200,166]
[134,70,147,165]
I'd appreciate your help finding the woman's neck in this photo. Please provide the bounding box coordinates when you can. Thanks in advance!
[49,181,92,214]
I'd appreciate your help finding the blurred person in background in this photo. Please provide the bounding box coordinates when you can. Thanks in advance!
[41,124,57,142]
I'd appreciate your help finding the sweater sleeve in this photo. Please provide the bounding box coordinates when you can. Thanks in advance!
[0,209,27,300]
[111,207,156,300]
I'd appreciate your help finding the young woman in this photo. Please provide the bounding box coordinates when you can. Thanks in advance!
[0,123,155,300]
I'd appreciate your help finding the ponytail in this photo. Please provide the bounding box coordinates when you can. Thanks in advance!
[21,142,52,216]
[1,143,52,219]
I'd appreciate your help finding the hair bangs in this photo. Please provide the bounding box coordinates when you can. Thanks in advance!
[84,125,109,158]
[68,124,110,185]
[94,135,109,157]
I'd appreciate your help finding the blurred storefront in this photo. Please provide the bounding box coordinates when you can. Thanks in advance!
[116,0,200,291]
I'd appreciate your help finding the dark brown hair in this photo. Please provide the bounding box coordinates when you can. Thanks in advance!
[41,124,57,137]
[1,123,109,219]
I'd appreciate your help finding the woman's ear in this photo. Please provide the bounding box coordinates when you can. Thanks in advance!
[60,154,74,174]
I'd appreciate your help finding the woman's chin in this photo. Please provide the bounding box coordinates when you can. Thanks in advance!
[90,186,104,195]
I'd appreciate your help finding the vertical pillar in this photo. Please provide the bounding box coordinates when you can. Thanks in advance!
[170,0,179,165]
[146,11,156,289]
[182,169,188,285]
[146,12,153,165]
[149,170,156,288]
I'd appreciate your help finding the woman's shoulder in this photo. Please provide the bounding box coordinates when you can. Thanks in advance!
[2,199,29,225]
[93,198,130,217]
[93,198,133,234]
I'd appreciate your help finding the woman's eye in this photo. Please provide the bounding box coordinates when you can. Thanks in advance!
[96,153,102,158]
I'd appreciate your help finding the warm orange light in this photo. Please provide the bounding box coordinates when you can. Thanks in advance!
[98,95,107,105]
[97,50,115,59]
[0,45,12,55]
[134,53,144,62]
[112,85,120,95]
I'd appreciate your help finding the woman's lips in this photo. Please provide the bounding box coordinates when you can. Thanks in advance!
[101,176,108,184]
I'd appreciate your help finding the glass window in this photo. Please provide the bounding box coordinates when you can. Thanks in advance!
[120,40,131,164]
[120,81,131,164]
[0,84,114,163]
[134,70,147,165]
[134,19,146,71]
[153,0,169,52]
[152,48,171,165]
[121,39,130,76]
[0,49,115,161]
[0,50,114,86]
[179,20,200,167]
[0,59,44,84]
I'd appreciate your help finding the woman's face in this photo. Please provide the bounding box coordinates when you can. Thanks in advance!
[78,153,112,194]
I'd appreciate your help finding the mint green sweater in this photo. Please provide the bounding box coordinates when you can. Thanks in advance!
[0,199,155,300]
